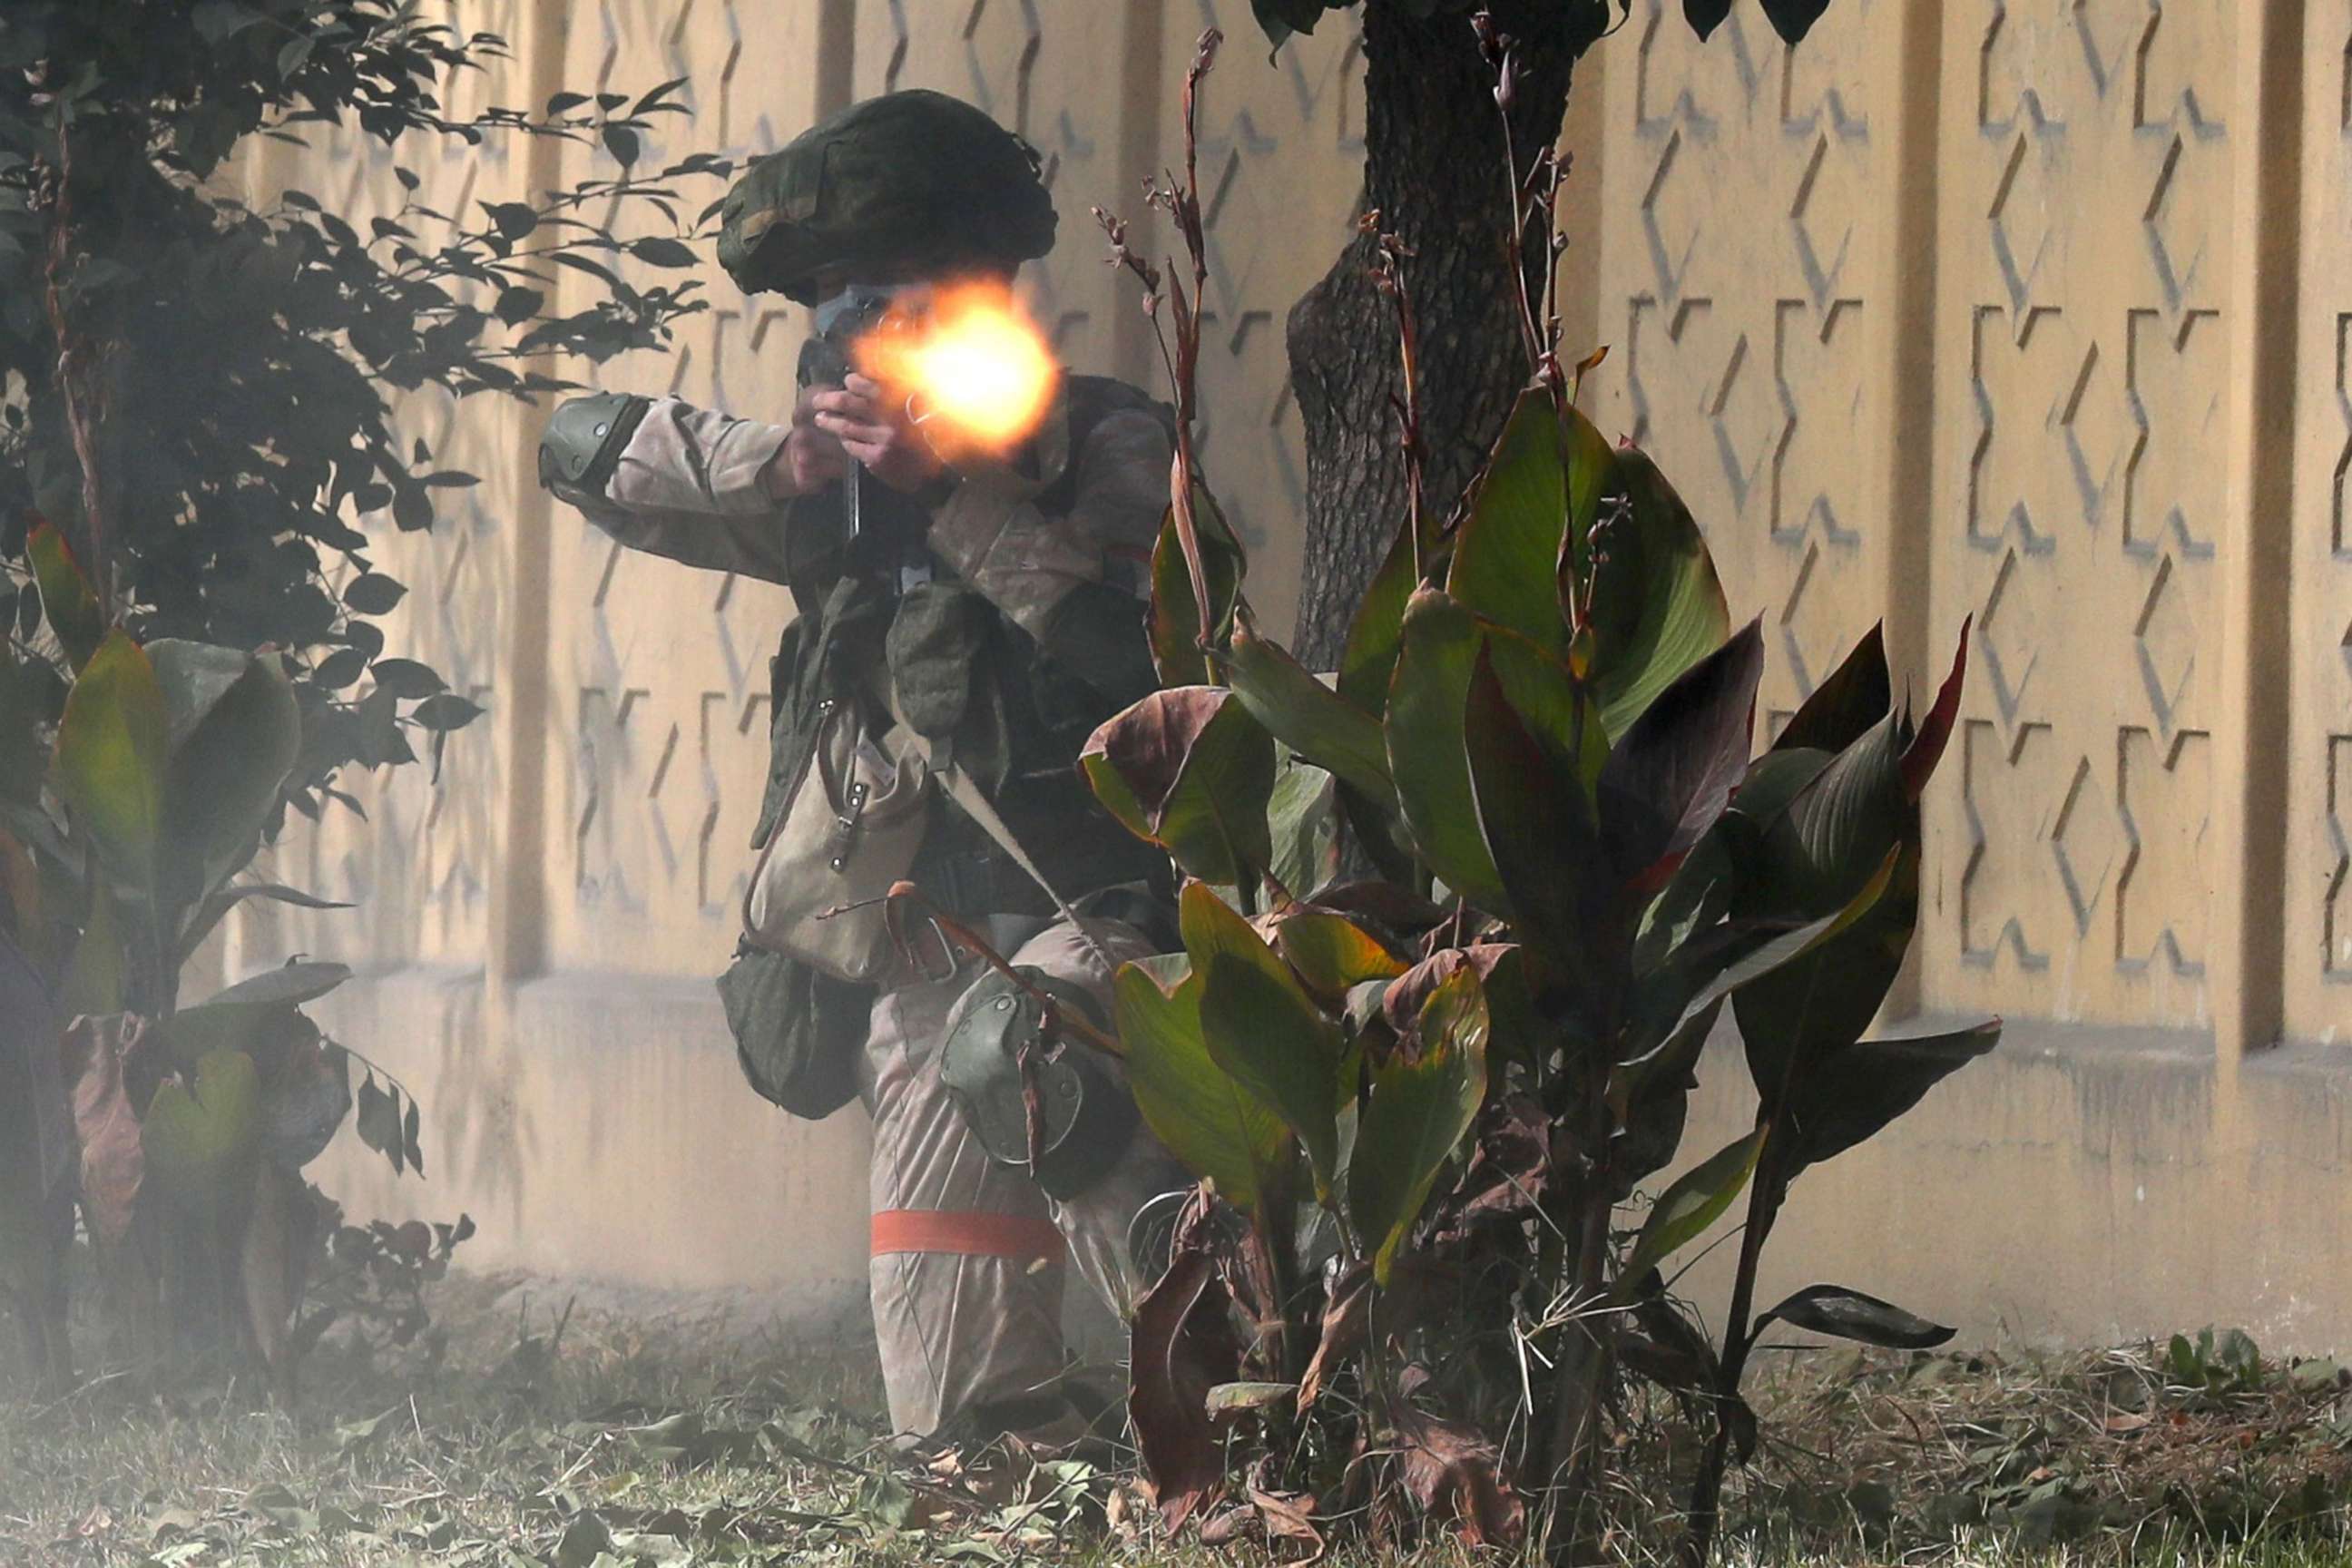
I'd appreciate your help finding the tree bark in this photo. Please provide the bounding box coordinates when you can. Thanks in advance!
[1286,0,1603,667]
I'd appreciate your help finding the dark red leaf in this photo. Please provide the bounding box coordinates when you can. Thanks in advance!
[1464,644,1602,965]
[1900,617,1971,801]
[1381,946,1516,1039]
[1596,618,1764,887]
[1129,1188,1242,1533]
[1772,622,1891,756]
[1248,1487,1325,1554]
[1091,687,1229,818]
[1301,1256,1453,1413]
[1427,1091,1551,1243]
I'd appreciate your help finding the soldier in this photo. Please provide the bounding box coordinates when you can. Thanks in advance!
[537,92,1184,1443]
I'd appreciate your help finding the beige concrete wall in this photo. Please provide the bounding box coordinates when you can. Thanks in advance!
[244,1,2352,1349]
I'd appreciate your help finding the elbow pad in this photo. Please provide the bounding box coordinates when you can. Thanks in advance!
[537,391,650,498]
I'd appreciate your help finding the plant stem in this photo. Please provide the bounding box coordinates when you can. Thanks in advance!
[1678,1122,1784,1568]
[1539,1046,1617,1560]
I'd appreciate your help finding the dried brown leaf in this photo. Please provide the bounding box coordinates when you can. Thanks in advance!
[61,1013,145,1244]
[1394,1404,1524,1546]
[1129,1188,1242,1533]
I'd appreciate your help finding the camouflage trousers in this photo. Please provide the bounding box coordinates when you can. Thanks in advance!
[858,916,1183,1439]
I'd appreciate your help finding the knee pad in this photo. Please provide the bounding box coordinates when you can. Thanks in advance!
[937,965,1138,1200]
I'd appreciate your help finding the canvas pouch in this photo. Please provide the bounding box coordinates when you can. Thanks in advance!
[741,694,931,985]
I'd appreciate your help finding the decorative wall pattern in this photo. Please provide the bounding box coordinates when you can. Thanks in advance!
[2289,4,2352,1045]
[1926,0,2234,1029]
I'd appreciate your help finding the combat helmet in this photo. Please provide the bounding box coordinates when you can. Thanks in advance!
[717,90,1058,302]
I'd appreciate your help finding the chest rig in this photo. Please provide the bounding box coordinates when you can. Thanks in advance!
[751,376,1169,925]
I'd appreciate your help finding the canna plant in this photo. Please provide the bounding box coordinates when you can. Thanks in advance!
[1075,24,2002,1561]
[0,524,436,1393]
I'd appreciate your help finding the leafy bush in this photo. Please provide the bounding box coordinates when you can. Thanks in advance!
[0,1,715,1393]
[1078,29,2001,1562]
[0,0,713,809]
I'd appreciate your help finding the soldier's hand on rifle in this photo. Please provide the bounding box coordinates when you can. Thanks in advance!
[808,373,948,496]
[769,387,851,497]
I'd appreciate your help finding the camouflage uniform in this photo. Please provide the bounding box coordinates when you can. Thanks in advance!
[541,93,1186,1439]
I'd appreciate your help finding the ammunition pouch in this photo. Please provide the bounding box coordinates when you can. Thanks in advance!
[937,965,1137,1200]
[538,391,650,497]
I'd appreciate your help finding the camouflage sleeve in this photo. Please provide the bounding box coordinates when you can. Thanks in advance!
[552,397,801,583]
[923,407,1172,640]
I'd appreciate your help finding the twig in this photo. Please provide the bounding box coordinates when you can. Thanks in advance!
[1367,223,1429,579]
[1099,29,1227,659]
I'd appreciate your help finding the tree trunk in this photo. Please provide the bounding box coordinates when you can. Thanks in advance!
[1286,0,1603,667]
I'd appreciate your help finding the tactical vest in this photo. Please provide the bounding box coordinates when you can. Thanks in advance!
[750,374,1171,925]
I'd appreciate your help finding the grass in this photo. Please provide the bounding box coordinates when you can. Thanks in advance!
[3,1272,2351,1566]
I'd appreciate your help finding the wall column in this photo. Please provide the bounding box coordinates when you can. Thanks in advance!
[486,0,573,993]
[2209,0,2304,1073]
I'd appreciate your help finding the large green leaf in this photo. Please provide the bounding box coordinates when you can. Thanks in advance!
[1226,614,1398,812]
[1265,758,1340,902]
[1556,399,1622,602]
[1114,952,1292,1212]
[1386,590,1592,912]
[59,884,125,1019]
[152,642,301,907]
[1148,487,1246,687]
[1445,387,1577,658]
[1274,907,1406,1004]
[1200,955,1342,1201]
[1587,447,1730,740]
[1783,1020,2002,1176]
[152,640,251,752]
[50,632,166,889]
[1621,1127,1763,1289]
[1082,687,1276,887]
[28,522,104,674]
[1337,505,1431,720]
[1183,881,1342,1198]
[1348,967,1489,1284]
[142,1047,264,1226]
